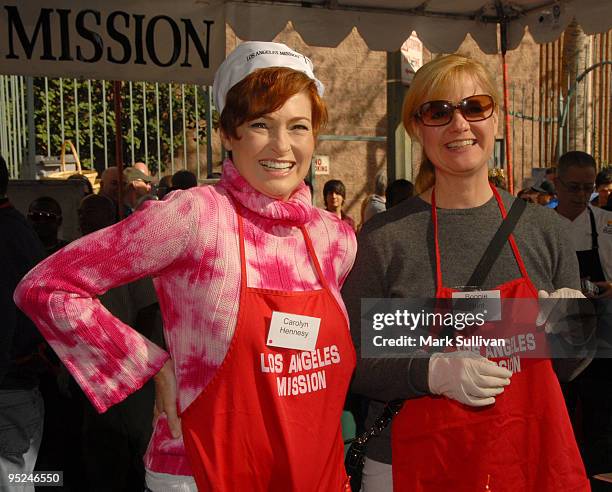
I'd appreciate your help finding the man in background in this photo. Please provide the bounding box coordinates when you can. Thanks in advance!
[385,179,414,209]
[99,166,121,203]
[77,193,162,491]
[594,168,612,209]
[123,167,156,213]
[27,196,69,256]
[0,155,46,491]
[555,152,612,289]
[170,169,198,191]
[555,150,612,490]
[134,162,151,177]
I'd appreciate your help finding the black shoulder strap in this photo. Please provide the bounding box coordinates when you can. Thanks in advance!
[588,206,599,250]
[465,197,527,288]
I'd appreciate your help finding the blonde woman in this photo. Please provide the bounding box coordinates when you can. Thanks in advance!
[342,54,589,491]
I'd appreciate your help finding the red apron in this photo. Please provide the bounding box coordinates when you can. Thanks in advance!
[180,201,355,491]
[391,186,589,492]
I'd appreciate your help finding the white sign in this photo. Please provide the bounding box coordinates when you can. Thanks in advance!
[313,154,329,175]
[0,1,226,85]
[400,33,423,85]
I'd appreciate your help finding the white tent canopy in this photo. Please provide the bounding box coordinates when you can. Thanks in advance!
[226,0,612,54]
[2,0,612,85]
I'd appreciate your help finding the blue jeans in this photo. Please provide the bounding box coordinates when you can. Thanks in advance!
[0,389,44,492]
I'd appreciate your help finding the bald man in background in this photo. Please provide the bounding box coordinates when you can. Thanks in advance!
[134,162,150,177]
[99,167,121,203]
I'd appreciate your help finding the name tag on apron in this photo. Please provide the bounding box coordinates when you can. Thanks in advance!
[267,311,321,351]
[452,289,502,321]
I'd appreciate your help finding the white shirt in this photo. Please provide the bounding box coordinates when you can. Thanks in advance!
[363,194,386,223]
[564,205,612,281]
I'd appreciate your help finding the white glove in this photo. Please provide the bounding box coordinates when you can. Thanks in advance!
[428,351,512,407]
[536,288,586,334]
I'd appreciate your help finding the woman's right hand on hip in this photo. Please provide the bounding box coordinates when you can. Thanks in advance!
[153,358,182,438]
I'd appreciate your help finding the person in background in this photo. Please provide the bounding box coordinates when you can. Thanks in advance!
[554,150,612,490]
[99,166,127,221]
[27,196,84,487]
[545,166,557,183]
[593,168,612,208]
[15,41,356,492]
[555,152,612,287]
[0,155,46,492]
[362,172,387,223]
[531,180,557,207]
[78,193,161,491]
[517,187,539,204]
[170,170,198,191]
[123,167,156,213]
[77,194,116,236]
[99,167,121,203]
[343,54,589,492]
[157,175,173,200]
[134,162,151,177]
[323,178,355,230]
[27,196,69,256]
[68,173,94,197]
[385,179,414,209]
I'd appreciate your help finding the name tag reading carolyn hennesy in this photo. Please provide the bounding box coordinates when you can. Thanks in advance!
[267,311,321,352]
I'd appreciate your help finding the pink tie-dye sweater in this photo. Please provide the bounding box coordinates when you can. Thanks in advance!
[14,159,357,475]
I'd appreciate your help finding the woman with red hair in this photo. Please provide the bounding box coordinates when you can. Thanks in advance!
[15,42,356,491]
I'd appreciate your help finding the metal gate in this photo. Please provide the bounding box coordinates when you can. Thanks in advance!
[0,75,217,180]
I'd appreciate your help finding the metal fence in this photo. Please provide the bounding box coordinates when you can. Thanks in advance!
[0,75,28,179]
[0,75,217,180]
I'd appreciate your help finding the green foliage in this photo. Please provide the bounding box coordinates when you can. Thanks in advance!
[33,78,217,174]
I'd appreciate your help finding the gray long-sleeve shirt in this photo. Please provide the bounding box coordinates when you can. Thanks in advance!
[341,189,582,463]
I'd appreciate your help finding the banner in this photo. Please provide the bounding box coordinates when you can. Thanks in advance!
[0,1,226,85]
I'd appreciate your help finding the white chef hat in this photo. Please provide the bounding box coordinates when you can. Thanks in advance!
[212,41,325,114]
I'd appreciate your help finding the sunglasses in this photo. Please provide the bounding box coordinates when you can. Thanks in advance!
[28,211,60,222]
[415,94,495,127]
